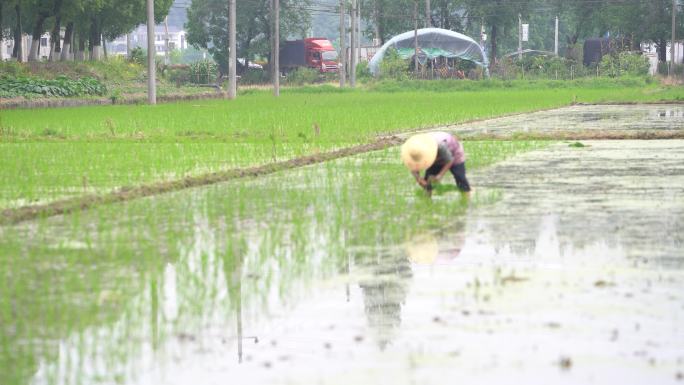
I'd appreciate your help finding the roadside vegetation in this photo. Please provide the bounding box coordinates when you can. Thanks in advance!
[0,59,218,102]
[0,76,106,98]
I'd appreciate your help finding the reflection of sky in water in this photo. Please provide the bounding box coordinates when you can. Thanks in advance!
[20,140,684,385]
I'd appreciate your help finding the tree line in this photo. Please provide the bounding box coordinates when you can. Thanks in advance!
[1,0,680,65]
[363,0,681,64]
[184,0,681,75]
[0,0,173,62]
[185,0,311,74]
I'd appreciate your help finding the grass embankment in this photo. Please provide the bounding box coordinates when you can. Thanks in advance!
[1,78,683,211]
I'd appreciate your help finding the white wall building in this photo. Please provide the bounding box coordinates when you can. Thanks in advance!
[1,24,188,61]
[1,33,46,62]
[642,41,684,75]
[108,25,188,57]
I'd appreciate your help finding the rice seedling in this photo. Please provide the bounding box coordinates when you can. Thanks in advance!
[3,85,680,141]
[2,82,679,209]
[0,137,550,385]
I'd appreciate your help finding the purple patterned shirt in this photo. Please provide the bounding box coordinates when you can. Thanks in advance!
[431,132,466,166]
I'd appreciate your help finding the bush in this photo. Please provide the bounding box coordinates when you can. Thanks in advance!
[128,47,145,66]
[240,69,270,85]
[0,62,30,77]
[188,60,217,84]
[367,77,651,93]
[285,67,319,85]
[657,61,684,76]
[493,51,649,80]
[600,52,650,77]
[356,61,372,82]
[0,76,107,98]
[87,57,143,83]
[378,48,410,81]
[674,63,684,77]
[166,65,191,86]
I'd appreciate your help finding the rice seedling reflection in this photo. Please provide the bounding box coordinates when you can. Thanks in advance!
[0,141,537,385]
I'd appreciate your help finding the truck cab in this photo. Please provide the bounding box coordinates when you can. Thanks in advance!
[305,38,339,73]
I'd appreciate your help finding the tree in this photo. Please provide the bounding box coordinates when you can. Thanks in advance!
[26,0,54,61]
[1,0,27,61]
[604,0,682,62]
[48,0,64,61]
[360,0,415,45]
[430,0,465,31]
[4,0,173,62]
[464,0,531,65]
[186,0,311,76]
[89,0,173,60]
[0,1,5,41]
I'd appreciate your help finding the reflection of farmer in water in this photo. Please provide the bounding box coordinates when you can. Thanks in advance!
[401,132,471,195]
[358,253,412,350]
[406,220,467,264]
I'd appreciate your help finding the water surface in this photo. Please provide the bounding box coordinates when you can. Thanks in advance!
[2,106,683,385]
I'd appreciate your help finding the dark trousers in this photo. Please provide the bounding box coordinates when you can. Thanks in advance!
[425,162,471,192]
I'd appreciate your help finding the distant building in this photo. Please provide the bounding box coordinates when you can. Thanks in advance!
[0,24,188,61]
[107,25,188,56]
[1,33,47,61]
[641,41,684,75]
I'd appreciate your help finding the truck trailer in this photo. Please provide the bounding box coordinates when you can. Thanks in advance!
[280,38,339,73]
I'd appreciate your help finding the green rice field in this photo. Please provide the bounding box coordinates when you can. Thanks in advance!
[2,80,683,209]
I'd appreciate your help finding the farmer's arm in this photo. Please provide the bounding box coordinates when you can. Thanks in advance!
[432,159,454,181]
[428,142,455,182]
[412,170,428,187]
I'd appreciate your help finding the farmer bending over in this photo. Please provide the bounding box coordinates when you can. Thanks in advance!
[401,132,471,194]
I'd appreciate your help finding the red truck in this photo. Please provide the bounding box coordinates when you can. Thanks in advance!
[279,38,339,73]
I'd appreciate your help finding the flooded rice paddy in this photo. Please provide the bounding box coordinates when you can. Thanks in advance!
[1,105,684,385]
[452,104,684,138]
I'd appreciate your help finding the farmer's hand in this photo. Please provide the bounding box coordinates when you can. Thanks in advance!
[417,178,429,188]
[427,175,440,183]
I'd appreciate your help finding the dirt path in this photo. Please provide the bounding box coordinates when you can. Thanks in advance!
[0,91,226,110]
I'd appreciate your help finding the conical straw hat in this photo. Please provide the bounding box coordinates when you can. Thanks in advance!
[405,233,439,264]
[401,134,438,172]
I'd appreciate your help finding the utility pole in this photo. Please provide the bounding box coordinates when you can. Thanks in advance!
[480,19,485,46]
[126,33,132,59]
[339,0,346,88]
[425,0,432,28]
[350,0,357,87]
[414,1,419,76]
[164,16,170,65]
[518,13,522,60]
[228,0,237,99]
[146,0,156,105]
[554,16,559,56]
[373,2,381,44]
[356,0,361,63]
[273,0,280,97]
[672,0,677,75]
